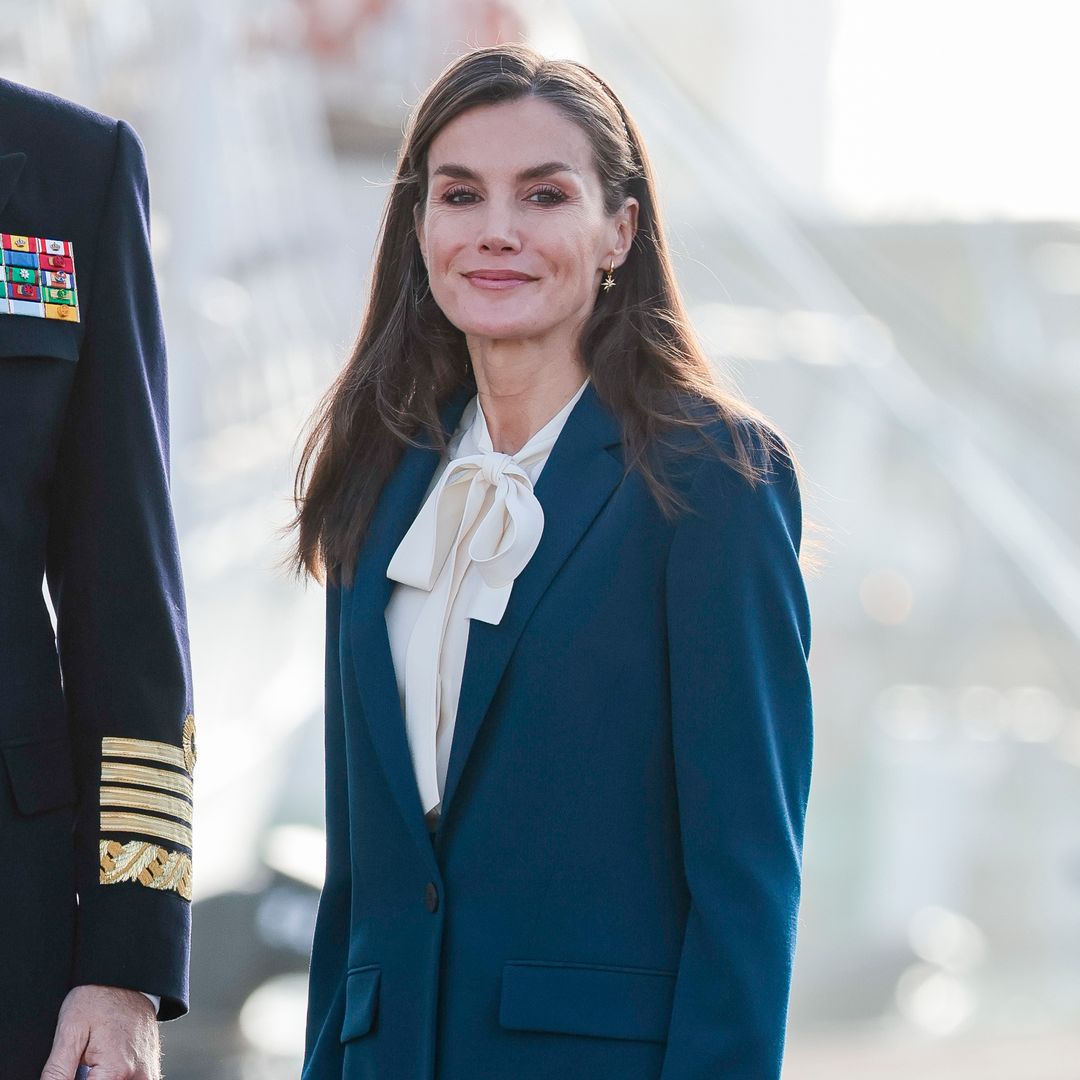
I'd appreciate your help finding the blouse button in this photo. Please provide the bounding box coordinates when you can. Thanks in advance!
[424,882,440,913]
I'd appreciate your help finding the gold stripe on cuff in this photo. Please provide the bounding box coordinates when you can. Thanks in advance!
[100,811,192,849]
[101,737,186,772]
[100,761,193,800]
[100,786,193,824]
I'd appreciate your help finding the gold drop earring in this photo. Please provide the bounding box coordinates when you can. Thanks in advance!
[601,259,616,292]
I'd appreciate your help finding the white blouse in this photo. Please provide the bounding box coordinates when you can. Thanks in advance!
[385,377,590,821]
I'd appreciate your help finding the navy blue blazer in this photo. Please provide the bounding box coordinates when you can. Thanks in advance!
[303,381,812,1080]
[0,77,193,1046]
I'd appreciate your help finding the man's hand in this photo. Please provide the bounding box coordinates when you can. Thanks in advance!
[40,985,160,1080]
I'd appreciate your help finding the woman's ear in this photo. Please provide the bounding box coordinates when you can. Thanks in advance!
[613,197,639,268]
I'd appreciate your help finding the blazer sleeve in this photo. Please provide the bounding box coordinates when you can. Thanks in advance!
[302,581,354,1077]
[45,119,194,1019]
[659,434,813,1080]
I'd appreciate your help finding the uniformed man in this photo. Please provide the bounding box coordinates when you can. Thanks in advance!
[0,78,193,1079]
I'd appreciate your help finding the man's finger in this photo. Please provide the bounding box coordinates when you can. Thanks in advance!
[39,1011,89,1080]
[39,1044,81,1080]
[39,1065,76,1080]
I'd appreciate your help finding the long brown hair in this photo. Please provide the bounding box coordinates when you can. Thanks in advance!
[293,43,798,584]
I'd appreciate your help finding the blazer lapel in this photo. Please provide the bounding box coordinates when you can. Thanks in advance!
[348,385,473,866]
[348,380,626,847]
[440,381,624,820]
[0,153,27,218]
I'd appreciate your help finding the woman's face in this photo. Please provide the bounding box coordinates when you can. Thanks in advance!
[415,96,637,352]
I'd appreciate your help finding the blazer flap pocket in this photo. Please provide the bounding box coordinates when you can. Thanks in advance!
[499,961,677,1044]
[1,737,77,814]
[340,965,380,1043]
[0,316,80,363]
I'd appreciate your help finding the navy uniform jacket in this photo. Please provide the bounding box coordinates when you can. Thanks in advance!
[0,77,193,1032]
[303,382,813,1079]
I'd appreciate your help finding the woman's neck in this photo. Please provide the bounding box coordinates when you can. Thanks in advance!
[467,338,588,455]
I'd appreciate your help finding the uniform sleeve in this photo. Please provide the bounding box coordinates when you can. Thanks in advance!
[45,119,194,1019]
[302,582,353,1078]
[659,436,813,1080]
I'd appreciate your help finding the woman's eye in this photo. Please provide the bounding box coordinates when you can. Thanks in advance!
[442,187,478,205]
[528,186,567,205]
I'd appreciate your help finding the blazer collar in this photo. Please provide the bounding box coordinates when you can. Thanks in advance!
[0,153,27,218]
[347,379,624,865]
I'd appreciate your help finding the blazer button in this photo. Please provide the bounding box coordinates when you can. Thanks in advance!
[424,882,439,913]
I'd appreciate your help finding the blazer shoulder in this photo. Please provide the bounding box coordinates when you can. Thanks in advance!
[658,394,796,504]
[675,424,804,579]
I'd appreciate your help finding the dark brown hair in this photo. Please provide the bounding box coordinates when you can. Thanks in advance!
[292,43,799,583]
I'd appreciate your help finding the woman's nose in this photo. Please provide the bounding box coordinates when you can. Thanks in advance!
[475,202,521,253]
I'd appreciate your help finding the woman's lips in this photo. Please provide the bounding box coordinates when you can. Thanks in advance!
[463,272,536,291]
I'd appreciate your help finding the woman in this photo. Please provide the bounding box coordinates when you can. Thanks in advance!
[293,43,812,1080]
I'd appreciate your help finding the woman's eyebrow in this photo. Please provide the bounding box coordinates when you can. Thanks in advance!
[431,161,580,182]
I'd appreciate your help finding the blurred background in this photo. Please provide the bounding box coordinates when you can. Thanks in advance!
[4,0,1080,1075]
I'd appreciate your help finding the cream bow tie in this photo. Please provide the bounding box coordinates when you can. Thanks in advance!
[385,392,578,815]
[386,447,547,626]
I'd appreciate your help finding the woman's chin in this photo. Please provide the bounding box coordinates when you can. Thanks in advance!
[454,317,554,344]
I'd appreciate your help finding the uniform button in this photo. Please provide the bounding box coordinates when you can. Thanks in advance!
[424,882,439,913]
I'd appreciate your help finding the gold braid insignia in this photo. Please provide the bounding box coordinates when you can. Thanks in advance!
[182,714,197,776]
[99,839,192,901]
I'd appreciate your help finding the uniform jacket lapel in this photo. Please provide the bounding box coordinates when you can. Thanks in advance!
[348,380,625,853]
[0,153,27,217]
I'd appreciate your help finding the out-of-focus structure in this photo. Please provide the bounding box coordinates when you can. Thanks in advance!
[3,0,1078,1076]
